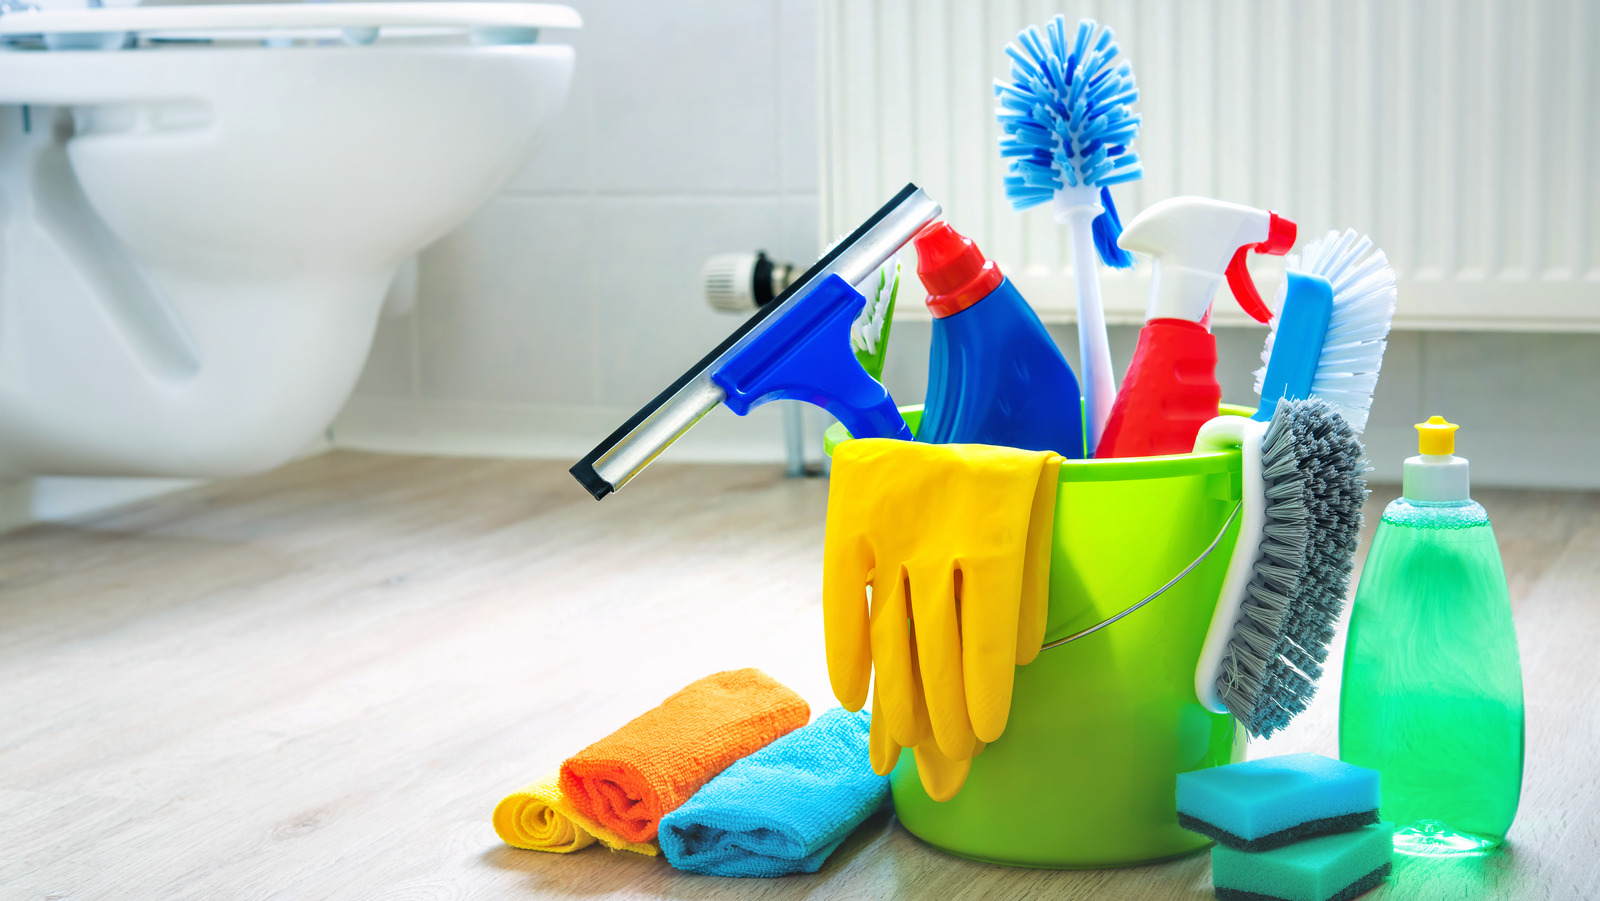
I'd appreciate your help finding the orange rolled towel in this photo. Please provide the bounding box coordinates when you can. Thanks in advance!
[558,668,810,844]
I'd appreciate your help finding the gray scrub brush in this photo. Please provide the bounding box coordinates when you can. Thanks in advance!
[1192,397,1368,738]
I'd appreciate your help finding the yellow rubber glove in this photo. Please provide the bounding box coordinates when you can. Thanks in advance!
[824,438,1061,799]
[869,565,928,750]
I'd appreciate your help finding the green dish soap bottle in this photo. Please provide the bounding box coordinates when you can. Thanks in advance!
[1339,416,1524,855]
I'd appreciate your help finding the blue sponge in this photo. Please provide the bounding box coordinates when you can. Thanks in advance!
[1211,822,1394,901]
[1177,753,1380,851]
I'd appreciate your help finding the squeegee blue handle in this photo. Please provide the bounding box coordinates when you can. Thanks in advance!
[1253,271,1335,421]
[712,274,912,441]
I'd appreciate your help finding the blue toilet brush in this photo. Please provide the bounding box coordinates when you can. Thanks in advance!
[996,16,1143,454]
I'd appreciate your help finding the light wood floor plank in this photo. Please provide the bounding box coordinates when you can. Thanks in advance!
[1,452,1593,900]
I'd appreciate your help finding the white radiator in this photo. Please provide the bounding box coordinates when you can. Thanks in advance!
[820,0,1599,331]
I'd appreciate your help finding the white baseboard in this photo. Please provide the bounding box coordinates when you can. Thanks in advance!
[333,396,1599,492]
[34,477,203,521]
[0,476,202,534]
[329,395,797,465]
[0,397,1578,538]
[0,435,333,535]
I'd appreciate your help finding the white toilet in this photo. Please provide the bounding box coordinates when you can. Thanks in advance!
[0,1,579,477]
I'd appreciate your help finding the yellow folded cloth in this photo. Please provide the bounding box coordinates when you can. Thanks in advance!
[824,438,1061,801]
[493,770,660,856]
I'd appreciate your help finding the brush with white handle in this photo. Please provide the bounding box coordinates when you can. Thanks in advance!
[996,16,1143,454]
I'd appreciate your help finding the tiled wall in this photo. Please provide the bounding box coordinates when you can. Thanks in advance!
[334,0,1600,489]
[332,0,825,463]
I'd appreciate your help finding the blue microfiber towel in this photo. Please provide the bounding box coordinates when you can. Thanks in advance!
[658,707,887,877]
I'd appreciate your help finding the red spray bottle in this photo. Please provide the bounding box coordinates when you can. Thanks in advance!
[1095,197,1296,458]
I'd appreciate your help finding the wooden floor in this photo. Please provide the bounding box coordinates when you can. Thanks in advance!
[1,452,1596,900]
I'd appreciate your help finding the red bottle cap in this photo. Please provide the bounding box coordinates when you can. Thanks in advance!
[914,221,1004,319]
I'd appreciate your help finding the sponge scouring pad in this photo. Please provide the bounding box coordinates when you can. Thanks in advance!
[1211,821,1394,901]
[1177,753,1380,851]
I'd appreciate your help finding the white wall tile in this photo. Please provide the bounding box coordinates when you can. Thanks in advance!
[1367,330,1424,425]
[879,318,930,408]
[341,0,815,470]
[592,197,784,406]
[336,0,1600,490]
[417,197,599,405]
[1416,331,1600,486]
[1420,332,1600,431]
[778,195,821,265]
[352,313,417,399]
[778,0,821,193]
[1360,331,1425,481]
[504,25,596,195]
[1212,325,1271,407]
[585,0,781,194]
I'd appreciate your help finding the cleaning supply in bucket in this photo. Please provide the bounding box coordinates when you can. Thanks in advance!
[1191,396,1367,737]
[1177,754,1380,853]
[1339,416,1524,855]
[913,221,1086,458]
[851,256,902,381]
[1253,230,1397,431]
[996,14,1142,454]
[559,669,810,844]
[823,438,1062,800]
[572,184,940,499]
[713,273,911,442]
[1097,197,1296,458]
[1210,822,1394,901]
[824,410,1245,867]
[494,771,660,856]
[658,708,887,877]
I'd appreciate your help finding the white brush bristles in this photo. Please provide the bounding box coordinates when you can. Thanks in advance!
[1254,229,1397,433]
[851,256,901,356]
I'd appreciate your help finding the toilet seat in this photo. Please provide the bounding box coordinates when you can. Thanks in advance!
[0,2,580,46]
[0,3,581,478]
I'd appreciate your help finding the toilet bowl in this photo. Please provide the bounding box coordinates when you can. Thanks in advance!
[0,3,579,477]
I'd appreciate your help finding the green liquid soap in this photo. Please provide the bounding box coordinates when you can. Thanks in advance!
[1338,417,1524,857]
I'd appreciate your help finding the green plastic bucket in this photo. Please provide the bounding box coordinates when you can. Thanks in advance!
[823,405,1249,868]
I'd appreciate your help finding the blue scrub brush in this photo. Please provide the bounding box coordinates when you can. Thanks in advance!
[1253,230,1397,433]
[850,256,901,382]
[996,15,1142,454]
[1191,236,1390,738]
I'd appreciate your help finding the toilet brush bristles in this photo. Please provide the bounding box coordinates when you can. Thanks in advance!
[1220,397,1368,738]
[995,15,1142,267]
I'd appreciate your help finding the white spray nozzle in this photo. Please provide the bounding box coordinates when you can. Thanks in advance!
[1118,197,1295,325]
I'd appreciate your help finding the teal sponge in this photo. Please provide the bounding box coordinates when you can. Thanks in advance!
[1211,822,1394,901]
[1177,753,1380,851]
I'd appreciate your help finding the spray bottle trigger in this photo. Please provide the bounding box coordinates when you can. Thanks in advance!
[1224,211,1297,324]
[1226,246,1272,323]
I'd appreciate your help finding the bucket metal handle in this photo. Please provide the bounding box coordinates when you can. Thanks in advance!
[1039,500,1243,651]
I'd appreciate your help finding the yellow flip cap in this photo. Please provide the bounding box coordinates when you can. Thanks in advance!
[1416,415,1458,456]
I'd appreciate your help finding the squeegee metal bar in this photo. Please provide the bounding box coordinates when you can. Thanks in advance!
[570,184,940,499]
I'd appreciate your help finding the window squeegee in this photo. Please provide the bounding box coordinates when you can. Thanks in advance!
[570,184,942,499]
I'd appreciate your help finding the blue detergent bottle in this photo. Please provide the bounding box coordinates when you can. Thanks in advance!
[912,222,1085,457]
